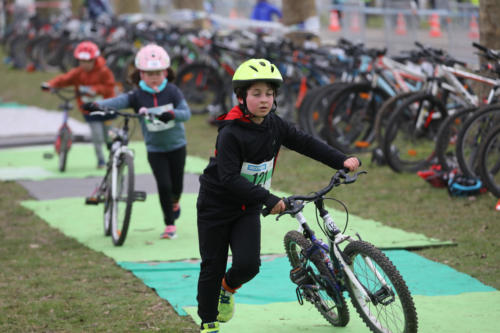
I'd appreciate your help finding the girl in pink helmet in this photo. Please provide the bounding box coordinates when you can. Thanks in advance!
[83,44,191,240]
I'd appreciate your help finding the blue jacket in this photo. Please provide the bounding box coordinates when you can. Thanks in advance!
[95,82,191,153]
[250,1,282,21]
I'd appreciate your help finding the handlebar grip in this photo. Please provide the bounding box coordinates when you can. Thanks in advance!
[262,197,290,217]
[262,206,271,217]
[41,83,51,91]
[472,42,488,53]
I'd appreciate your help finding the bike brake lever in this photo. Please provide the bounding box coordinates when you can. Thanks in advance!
[344,170,367,184]
[275,202,304,221]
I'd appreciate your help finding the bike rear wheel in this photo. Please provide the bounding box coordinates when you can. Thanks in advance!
[324,83,390,153]
[456,105,500,178]
[343,240,418,333]
[478,124,500,197]
[284,230,349,327]
[175,62,226,115]
[58,127,72,172]
[383,92,447,172]
[111,153,134,246]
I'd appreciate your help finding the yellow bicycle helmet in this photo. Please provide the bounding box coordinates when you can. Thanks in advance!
[232,58,283,91]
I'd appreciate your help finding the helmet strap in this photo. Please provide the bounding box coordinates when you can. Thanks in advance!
[270,100,277,113]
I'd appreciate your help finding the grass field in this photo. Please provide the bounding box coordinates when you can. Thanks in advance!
[1,52,499,332]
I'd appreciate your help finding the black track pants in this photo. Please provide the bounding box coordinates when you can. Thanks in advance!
[147,146,186,226]
[196,192,261,323]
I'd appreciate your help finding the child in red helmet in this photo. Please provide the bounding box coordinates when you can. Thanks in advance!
[41,40,117,168]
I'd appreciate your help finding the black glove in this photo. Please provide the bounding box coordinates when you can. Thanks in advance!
[158,111,175,123]
[41,82,51,91]
[82,102,101,112]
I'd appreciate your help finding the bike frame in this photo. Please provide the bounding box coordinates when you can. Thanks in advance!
[291,200,389,304]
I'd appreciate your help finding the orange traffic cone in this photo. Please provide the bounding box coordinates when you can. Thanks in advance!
[229,8,238,29]
[468,15,479,39]
[329,10,341,32]
[229,8,238,19]
[395,13,407,35]
[496,198,500,211]
[350,11,360,33]
[429,13,442,37]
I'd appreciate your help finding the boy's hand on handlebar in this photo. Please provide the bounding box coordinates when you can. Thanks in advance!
[343,157,360,172]
[82,102,101,112]
[270,200,286,215]
[158,111,175,123]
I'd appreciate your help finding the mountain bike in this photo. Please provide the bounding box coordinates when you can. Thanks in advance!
[263,168,418,333]
[85,107,148,246]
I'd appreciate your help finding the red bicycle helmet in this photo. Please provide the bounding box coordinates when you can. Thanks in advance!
[73,41,100,60]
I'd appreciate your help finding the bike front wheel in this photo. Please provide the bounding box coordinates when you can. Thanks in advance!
[343,241,418,333]
[103,174,112,237]
[57,127,72,172]
[284,230,349,327]
[111,153,134,246]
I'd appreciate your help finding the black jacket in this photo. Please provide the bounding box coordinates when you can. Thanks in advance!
[198,106,348,213]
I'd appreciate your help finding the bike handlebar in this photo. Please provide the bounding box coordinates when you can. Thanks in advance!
[262,161,365,218]
[42,85,76,102]
[87,106,144,119]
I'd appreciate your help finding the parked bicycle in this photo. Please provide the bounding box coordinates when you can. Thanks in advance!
[85,107,148,246]
[41,86,76,172]
[264,167,418,333]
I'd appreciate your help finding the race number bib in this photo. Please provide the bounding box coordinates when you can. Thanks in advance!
[241,158,274,190]
[145,104,175,132]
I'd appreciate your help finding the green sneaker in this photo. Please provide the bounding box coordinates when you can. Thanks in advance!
[216,288,234,322]
[200,321,219,332]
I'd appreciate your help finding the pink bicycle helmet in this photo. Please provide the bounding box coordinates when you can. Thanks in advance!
[134,44,170,71]
[74,41,100,60]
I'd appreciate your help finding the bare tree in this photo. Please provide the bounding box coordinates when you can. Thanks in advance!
[281,0,320,46]
[479,0,500,50]
[111,0,141,15]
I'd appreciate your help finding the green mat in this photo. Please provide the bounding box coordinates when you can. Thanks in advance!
[118,251,496,315]
[0,142,207,180]
[22,193,453,262]
[184,292,500,333]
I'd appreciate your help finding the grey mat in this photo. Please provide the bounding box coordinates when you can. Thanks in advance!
[18,173,200,200]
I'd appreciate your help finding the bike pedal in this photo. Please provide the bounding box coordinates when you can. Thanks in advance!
[133,191,147,202]
[85,197,99,205]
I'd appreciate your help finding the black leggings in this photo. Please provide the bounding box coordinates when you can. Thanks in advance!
[196,193,261,323]
[147,146,186,226]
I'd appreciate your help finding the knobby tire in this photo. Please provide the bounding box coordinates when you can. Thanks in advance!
[284,230,350,327]
[343,240,418,333]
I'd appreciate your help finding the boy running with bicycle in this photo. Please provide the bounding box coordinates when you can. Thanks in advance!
[196,58,359,332]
